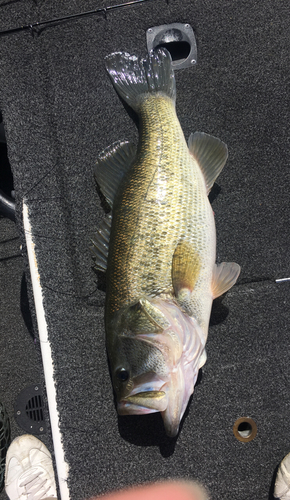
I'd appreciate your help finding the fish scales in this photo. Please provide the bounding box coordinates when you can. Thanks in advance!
[107,95,214,323]
[93,48,240,436]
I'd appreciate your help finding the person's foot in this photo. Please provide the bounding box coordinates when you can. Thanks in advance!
[274,452,290,499]
[5,434,57,500]
[0,402,11,492]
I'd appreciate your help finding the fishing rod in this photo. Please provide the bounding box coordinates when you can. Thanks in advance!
[0,0,159,37]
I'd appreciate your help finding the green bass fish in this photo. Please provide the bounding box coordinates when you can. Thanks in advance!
[92,48,240,437]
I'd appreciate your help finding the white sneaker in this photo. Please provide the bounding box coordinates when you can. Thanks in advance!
[274,452,290,499]
[5,435,57,500]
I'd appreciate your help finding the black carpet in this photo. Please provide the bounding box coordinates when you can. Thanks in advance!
[0,1,289,499]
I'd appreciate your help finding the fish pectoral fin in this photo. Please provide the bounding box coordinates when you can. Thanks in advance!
[90,215,112,272]
[172,241,201,299]
[211,262,241,299]
[95,140,136,208]
[188,132,228,195]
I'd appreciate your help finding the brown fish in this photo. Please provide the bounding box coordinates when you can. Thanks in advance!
[92,48,240,436]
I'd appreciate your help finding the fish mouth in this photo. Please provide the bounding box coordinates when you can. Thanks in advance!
[117,372,169,415]
[118,390,168,415]
[115,299,206,435]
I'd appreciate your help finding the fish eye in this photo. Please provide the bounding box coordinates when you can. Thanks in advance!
[116,368,129,382]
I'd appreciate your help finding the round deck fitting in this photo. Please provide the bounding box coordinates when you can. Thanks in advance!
[233,417,257,442]
[146,23,197,70]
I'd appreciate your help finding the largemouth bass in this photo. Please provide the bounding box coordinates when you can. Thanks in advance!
[92,48,240,437]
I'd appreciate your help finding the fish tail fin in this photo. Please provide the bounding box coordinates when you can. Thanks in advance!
[105,48,176,112]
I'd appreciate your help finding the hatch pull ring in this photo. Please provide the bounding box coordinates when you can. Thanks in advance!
[146,23,197,70]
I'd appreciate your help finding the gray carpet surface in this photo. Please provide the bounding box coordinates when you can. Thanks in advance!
[0,217,51,500]
[0,1,289,499]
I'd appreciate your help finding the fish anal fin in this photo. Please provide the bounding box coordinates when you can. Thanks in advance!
[90,215,112,272]
[95,141,136,208]
[188,132,228,195]
[172,241,201,299]
[211,262,241,299]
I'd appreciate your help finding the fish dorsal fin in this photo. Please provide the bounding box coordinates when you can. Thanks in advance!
[91,215,112,272]
[188,132,228,194]
[172,241,201,298]
[211,262,241,299]
[95,141,136,208]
